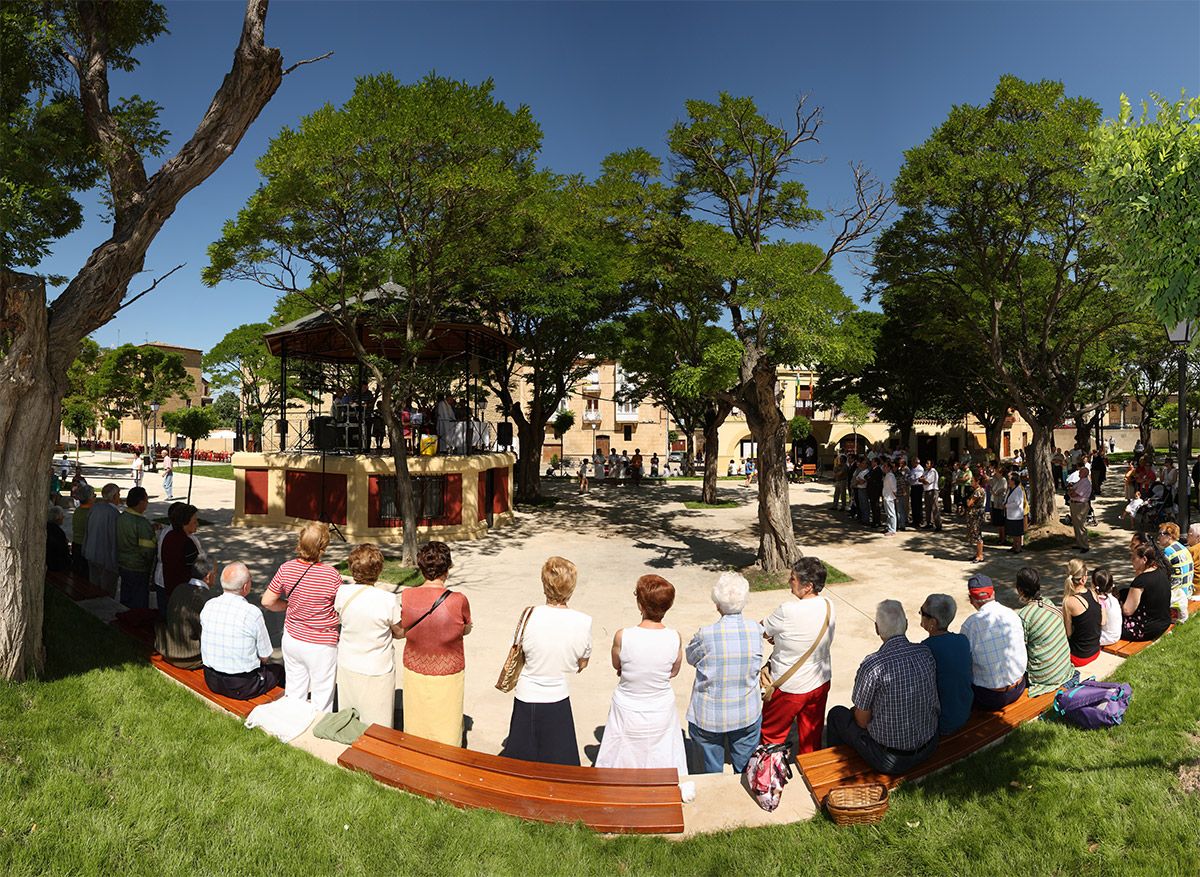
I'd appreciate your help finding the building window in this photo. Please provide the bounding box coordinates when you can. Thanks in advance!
[377,475,445,522]
[623,425,632,441]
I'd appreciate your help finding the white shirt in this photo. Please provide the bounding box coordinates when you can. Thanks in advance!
[908,463,925,485]
[1005,485,1025,520]
[960,601,1027,689]
[761,596,836,695]
[334,584,402,676]
[923,466,940,493]
[514,605,593,703]
[1098,593,1123,646]
[882,472,897,499]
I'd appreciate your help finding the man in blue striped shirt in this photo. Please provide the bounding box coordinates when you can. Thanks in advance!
[685,573,763,773]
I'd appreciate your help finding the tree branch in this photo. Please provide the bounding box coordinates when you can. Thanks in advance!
[112,264,186,314]
[284,50,333,75]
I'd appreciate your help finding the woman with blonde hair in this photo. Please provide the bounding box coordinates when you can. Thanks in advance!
[400,541,472,746]
[1063,558,1103,668]
[334,544,403,727]
[263,521,344,711]
[499,556,593,765]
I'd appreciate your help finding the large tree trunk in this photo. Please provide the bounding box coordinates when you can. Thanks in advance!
[739,362,797,572]
[379,388,418,566]
[512,406,545,504]
[0,1,284,680]
[0,274,62,680]
[701,400,732,505]
[1072,410,1094,452]
[1026,424,1058,526]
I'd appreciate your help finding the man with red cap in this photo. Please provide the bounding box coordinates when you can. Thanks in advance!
[959,574,1028,710]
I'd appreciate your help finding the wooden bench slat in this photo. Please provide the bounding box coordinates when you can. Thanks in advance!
[150,654,283,719]
[362,724,680,787]
[352,735,678,807]
[798,690,1057,807]
[338,746,684,834]
[46,568,108,602]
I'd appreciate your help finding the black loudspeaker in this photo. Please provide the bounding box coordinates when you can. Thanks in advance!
[311,416,339,451]
[496,422,513,447]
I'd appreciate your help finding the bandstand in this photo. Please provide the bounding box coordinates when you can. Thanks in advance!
[230,287,517,543]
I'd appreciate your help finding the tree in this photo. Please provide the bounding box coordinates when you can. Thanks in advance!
[875,76,1139,526]
[203,322,288,447]
[552,409,575,439]
[666,94,888,570]
[102,414,121,461]
[0,0,290,681]
[210,392,241,428]
[161,407,218,503]
[61,397,96,460]
[840,394,871,451]
[1123,328,1176,449]
[206,73,541,564]
[789,415,812,441]
[1086,91,1200,327]
[93,343,192,452]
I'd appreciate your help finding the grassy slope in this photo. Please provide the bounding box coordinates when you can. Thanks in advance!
[2,589,1198,877]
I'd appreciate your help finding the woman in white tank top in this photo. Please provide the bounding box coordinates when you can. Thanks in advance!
[595,575,688,778]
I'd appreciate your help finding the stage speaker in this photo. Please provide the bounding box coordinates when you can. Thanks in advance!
[311,416,339,451]
[496,422,513,447]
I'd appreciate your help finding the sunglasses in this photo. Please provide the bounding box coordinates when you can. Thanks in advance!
[919,609,934,619]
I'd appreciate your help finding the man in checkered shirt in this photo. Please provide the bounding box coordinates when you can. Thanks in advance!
[960,574,1028,710]
[825,600,939,775]
[200,562,285,700]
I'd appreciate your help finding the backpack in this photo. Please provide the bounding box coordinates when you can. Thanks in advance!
[743,743,792,811]
[1053,678,1132,729]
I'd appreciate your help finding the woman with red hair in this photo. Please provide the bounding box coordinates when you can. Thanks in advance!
[595,575,687,779]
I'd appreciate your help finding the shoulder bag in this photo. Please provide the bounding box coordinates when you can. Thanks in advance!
[760,598,831,704]
[495,605,535,693]
[402,589,452,635]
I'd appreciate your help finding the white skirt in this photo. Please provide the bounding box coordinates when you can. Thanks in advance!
[594,689,688,777]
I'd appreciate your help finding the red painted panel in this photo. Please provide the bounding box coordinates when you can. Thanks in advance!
[285,470,347,525]
[244,469,269,515]
[368,475,382,528]
[492,468,509,514]
[477,472,488,522]
[442,474,462,526]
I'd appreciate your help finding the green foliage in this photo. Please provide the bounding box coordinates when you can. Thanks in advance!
[788,414,812,441]
[93,344,191,427]
[1086,91,1200,327]
[840,393,870,430]
[1151,401,1179,431]
[160,406,217,442]
[61,396,95,442]
[0,2,169,268]
[203,322,285,437]
[552,410,575,436]
[209,392,240,427]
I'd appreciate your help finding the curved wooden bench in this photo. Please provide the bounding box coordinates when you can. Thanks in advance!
[339,725,684,834]
[797,690,1057,809]
[1101,598,1199,657]
[150,654,283,719]
[46,567,108,602]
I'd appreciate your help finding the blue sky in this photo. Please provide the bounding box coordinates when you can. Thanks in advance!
[37,0,1200,356]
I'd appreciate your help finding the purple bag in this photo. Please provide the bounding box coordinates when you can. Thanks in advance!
[1053,679,1132,729]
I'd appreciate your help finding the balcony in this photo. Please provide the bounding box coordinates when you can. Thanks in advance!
[583,409,602,424]
[615,404,639,423]
[582,370,601,394]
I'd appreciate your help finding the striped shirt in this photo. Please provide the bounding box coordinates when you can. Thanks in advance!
[851,635,939,751]
[200,592,272,674]
[267,559,343,646]
[1016,599,1075,696]
[685,613,763,733]
[961,601,1027,689]
[1162,541,1194,596]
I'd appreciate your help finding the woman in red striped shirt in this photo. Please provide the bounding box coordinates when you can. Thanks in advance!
[263,522,343,711]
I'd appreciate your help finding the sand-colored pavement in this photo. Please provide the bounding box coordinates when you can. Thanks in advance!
[64,452,1132,834]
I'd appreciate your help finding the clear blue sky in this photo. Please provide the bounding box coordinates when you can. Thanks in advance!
[38,0,1200,357]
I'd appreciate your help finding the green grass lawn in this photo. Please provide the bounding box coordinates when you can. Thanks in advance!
[746,563,852,590]
[333,558,422,587]
[683,500,740,510]
[3,588,1198,876]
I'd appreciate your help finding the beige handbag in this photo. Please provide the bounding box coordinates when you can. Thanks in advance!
[495,606,534,693]
[760,598,831,703]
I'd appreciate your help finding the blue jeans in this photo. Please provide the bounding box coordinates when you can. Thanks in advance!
[884,496,897,533]
[688,717,762,774]
[896,495,908,530]
[163,471,174,497]
[855,488,870,523]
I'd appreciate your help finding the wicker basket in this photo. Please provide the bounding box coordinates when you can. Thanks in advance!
[824,783,890,826]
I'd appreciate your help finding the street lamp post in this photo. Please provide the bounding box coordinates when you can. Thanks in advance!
[150,402,160,471]
[1167,320,1193,528]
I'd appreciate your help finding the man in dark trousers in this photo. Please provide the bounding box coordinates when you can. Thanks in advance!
[867,457,884,528]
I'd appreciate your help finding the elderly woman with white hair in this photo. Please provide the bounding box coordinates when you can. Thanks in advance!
[759,556,836,755]
[684,572,764,773]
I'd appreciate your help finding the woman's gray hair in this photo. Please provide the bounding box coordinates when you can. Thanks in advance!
[791,556,828,593]
[922,593,957,630]
[48,505,64,524]
[875,599,908,639]
[1188,523,1200,541]
[191,555,214,581]
[711,572,750,615]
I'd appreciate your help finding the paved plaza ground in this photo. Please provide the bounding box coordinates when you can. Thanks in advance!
[65,452,1131,833]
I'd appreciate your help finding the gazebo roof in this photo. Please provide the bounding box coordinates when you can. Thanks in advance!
[263,284,516,364]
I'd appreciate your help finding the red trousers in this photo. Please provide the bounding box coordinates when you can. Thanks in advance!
[760,680,831,753]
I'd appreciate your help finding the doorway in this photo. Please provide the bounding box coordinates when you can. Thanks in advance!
[595,434,610,457]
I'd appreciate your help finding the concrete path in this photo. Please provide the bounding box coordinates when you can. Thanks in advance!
[63,453,1134,835]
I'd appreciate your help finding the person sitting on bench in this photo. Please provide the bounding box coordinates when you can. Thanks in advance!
[960,574,1028,710]
[200,562,284,700]
[824,599,939,775]
[156,556,219,669]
